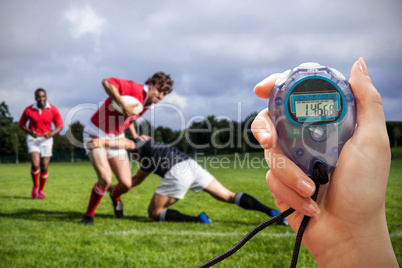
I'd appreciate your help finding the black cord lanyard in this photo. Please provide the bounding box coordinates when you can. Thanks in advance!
[197,162,329,268]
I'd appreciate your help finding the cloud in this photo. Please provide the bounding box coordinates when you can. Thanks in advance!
[1,0,401,132]
[65,6,105,38]
[163,91,189,110]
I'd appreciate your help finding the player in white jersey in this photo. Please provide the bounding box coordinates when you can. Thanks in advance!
[87,137,288,225]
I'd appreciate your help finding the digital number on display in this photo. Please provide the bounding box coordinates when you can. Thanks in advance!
[295,99,336,117]
[290,93,340,122]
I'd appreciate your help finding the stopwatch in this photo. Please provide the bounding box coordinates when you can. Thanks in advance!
[268,62,356,175]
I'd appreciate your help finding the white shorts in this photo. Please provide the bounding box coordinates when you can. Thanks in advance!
[155,159,214,199]
[27,135,53,157]
[83,121,127,159]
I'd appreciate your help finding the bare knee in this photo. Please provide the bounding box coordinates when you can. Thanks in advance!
[96,168,113,189]
[40,157,51,172]
[118,180,132,192]
[30,156,40,170]
[148,207,161,221]
[97,173,113,189]
[31,164,40,170]
[89,149,113,189]
[40,163,48,172]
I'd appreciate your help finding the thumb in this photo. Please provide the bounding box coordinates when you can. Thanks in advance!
[348,58,390,159]
[349,57,386,132]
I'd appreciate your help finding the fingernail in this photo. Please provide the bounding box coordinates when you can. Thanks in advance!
[304,202,320,217]
[297,179,315,197]
[358,57,369,76]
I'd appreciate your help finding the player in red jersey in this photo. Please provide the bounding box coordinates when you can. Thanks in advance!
[19,88,64,199]
[80,72,174,225]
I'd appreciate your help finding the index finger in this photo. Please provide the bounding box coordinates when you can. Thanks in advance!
[253,73,281,99]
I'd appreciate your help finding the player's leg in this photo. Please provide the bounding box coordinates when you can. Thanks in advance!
[152,160,211,223]
[204,178,273,213]
[148,193,178,221]
[30,152,40,199]
[108,153,132,218]
[203,178,287,224]
[37,137,53,199]
[203,178,236,203]
[148,193,206,223]
[30,152,40,171]
[38,156,50,199]
[81,148,112,225]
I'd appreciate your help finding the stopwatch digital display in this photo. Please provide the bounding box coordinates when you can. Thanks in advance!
[268,63,356,175]
[294,95,336,119]
[287,77,345,124]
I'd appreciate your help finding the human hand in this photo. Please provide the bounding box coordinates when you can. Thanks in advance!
[139,135,151,141]
[44,132,52,139]
[135,135,151,141]
[251,58,397,267]
[31,130,41,138]
[86,135,105,150]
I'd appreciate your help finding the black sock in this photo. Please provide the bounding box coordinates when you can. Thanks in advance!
[160,209,200,222]
[234,193,272,215]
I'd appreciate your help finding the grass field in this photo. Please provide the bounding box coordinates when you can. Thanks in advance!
[0,153,401,267]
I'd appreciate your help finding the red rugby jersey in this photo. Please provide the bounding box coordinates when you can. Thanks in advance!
[19,103,64,136]
[90,78,151,135]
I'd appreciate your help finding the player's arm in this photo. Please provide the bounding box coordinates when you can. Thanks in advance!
[132,169,150,187]
[128,123,139,139]
[19,124,41,138]
[44,126,63,139]
[103,79,134,117]
[18,110,41,137]
[128,123,151,140]
[86,136,136,151]
[44,107,64,139]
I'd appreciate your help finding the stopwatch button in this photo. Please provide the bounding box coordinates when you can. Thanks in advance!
[275,97,283,106]
[310,127,324,138]
[346,94,355,103]
[300,62,321,68]
[308,126,327,141]
[331,146,339,156]
[295,148,304,157]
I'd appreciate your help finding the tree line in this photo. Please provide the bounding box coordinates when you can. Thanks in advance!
[0,101,260,163]
[1,101,401,163]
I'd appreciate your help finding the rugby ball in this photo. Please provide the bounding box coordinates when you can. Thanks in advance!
[111,95,144,115]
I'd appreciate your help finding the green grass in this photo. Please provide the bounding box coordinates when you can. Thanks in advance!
[0,155,401,267]
[391,146,402,153]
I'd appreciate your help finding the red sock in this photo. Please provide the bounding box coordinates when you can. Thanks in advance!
[112,184,130,202]
[85,183,108,217]
[39,170,48,192]
[31,168,39,188]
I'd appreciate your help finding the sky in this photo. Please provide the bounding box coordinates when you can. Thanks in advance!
[1,0,401,132]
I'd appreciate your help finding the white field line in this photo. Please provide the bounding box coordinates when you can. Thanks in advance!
[105,230,402,238]
[390,231,402,237]
[105,229,296,237]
